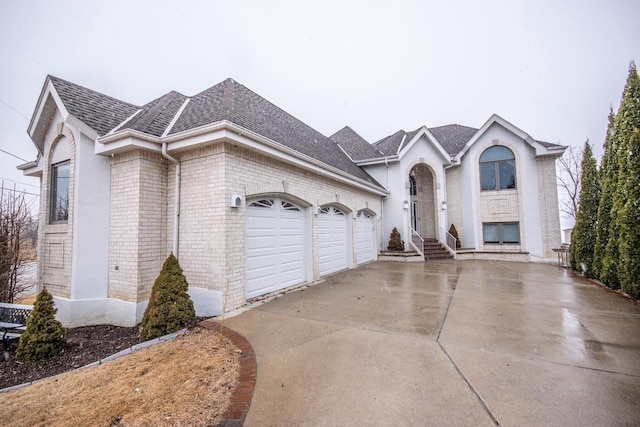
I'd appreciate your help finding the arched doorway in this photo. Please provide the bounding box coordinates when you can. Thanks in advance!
[409,164,437,239]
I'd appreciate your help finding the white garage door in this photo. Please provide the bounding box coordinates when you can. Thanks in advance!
[318,206,348,276]
[246,198,306,299]
[355,211,375,265]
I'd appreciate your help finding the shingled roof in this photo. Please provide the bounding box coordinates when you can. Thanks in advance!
[372,124,479,158]
[329,126,382,161]
[48,76,379,186]
[429,124,479,157]
[120,91,188,137]
[49,76,139,136]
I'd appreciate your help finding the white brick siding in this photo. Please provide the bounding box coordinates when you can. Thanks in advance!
[168,143,383,311]
[108,150,167,303]
[536,157,562,258]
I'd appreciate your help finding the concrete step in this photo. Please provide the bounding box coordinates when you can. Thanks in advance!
[422,239,454,261]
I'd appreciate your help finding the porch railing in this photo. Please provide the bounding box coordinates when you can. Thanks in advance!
[441,226,457,254]
[410,227,424,256]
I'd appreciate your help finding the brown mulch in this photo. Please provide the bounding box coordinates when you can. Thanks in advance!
[1,324,141,390]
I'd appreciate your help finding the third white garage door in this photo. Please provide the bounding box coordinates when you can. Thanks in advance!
[318,206,349,276]
[246,198,306,299]
[355,210,375,264]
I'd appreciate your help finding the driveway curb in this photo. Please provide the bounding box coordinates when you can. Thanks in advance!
[199,320,256,426]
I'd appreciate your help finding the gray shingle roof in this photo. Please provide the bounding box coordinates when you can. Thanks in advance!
[428,124,478,157]
[373,130,408,156]
[121,91,188,137]
[168,79,378,184]
[49,76,139,136]
[329,126,382,161]
[50,76,380,186]
[372,124,478,158]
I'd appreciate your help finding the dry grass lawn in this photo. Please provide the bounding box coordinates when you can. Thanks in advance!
[1,327,240,427]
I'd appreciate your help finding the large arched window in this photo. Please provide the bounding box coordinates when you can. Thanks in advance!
[479,146,516,191]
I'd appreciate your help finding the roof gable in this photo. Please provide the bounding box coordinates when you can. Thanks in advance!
[454,114,565,161]
[48,76,140,137]
[397,126,452,163]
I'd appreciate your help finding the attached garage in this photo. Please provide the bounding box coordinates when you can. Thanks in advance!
[355,210,375,264]
[246,198,306,299]
[318,206,349,276]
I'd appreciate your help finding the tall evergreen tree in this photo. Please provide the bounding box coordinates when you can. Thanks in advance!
[615,63,640,298]
[592,108,616,278]
[602,62,640,289]
[569,141,600,276]
[618,127,640,299]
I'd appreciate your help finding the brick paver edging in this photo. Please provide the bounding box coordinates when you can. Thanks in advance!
[199,320,256,426]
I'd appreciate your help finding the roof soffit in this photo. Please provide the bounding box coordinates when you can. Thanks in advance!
[96,120,387,195]
[28,78,69,153]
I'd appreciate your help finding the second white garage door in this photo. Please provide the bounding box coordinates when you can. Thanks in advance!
[355,210,375,265]
[318,206,348,276]
[246,198,306,299]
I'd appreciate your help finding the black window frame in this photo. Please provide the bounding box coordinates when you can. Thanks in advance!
[482,222,520,245]
[479,146,516,191]
[50,161,70,224]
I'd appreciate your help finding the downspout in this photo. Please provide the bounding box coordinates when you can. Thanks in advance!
[162,142,181,258]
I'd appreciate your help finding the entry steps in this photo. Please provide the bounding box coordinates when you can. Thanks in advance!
[423,238,454,261]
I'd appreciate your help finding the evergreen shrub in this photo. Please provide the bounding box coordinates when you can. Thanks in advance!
[388,227,404,251]
[448,224,462,249]
[140,253,195,341]
[16,287,66,362]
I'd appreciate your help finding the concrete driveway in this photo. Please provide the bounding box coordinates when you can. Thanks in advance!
[223,260,640,426]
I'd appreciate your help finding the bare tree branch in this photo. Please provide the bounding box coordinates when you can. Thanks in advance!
[557,144,583,220]
[0,182,36,303]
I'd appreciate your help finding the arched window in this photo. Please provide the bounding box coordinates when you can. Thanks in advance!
[479,146,516,191]
[409,175,417,196]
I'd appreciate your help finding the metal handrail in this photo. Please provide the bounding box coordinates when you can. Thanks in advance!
[410,227,424,256]
[441,227,457,254]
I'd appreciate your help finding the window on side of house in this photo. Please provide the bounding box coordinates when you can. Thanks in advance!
[483,222,520,244]
[480,146,516,191]
[50,161,70,223]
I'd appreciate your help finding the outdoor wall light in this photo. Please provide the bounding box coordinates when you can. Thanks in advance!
[403,200,409,210]
[230,195,242,208]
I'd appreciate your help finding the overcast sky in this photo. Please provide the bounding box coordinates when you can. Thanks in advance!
[1,0,639,226]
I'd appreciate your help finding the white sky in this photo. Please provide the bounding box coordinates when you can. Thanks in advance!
[1,0,639,225]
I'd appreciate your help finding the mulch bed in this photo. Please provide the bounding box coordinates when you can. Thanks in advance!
[1,324,141,390]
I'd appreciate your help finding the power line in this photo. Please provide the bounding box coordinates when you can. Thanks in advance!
[0,148,29,163]
[0,177,40,188]
[0,97,30,121]
[0,186,40,197]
